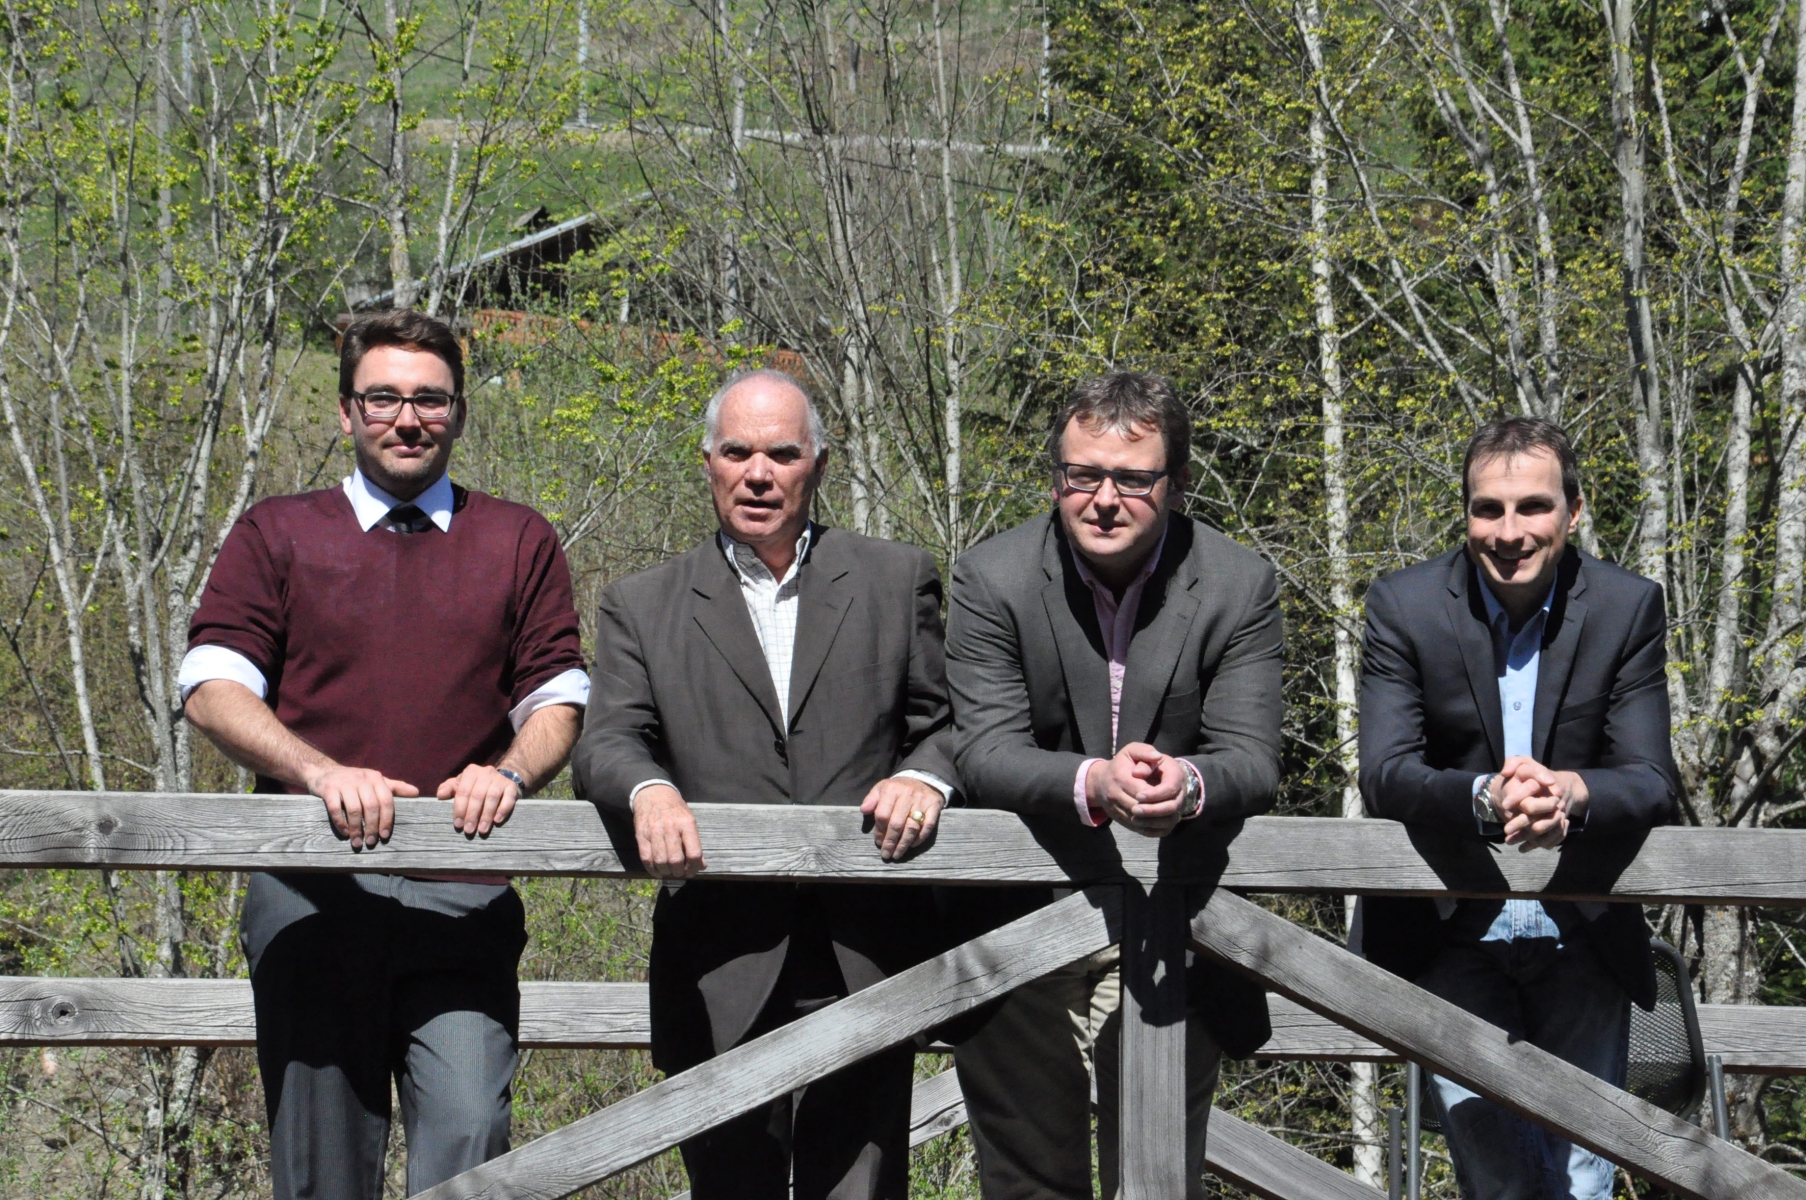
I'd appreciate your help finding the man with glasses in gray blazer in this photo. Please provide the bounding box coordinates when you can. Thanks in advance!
[944,372,1282,1199]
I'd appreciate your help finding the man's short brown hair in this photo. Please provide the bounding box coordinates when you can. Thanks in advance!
[338,309,464,399]
[1462,416,1580,508]
[1047,372,1192,483]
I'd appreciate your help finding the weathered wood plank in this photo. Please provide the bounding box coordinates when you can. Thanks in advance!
[1696,1005,1806,1076]
[416,888,1122,1200]
[907,1068,970,1148]
[1117,883,1188,1199]
[1206,1104,1383,1200]
[8,791,1806,903]
[0,978,652,1048]
[517,983,652,1048]
[15,977,1806,1079]
[0,977,256,1045]
[17,975,1806,1083]
[1189,888,1806,1200]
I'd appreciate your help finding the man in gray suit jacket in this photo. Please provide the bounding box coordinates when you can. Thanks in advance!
[572,370,957,1200]
[1359,417,1677,1200]
[945,372,1282,1200]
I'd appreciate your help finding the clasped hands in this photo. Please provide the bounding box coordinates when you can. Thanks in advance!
[632,776,946,879]
[1489,755,1590,852]
[303,761,522,850]
[1086,742,1191,838]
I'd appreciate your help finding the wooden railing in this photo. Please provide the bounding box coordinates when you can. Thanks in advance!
[4,791,1806,1200]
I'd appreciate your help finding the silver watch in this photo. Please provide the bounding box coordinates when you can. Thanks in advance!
[497,766,528,795]
[1473,773,1503,826]
[1178,766,1203,819]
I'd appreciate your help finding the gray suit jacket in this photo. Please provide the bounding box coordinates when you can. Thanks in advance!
[572,526,957,1070]
[944,512,1283,1056]
[951,514,1283,816]
[1357,546,1678,1006]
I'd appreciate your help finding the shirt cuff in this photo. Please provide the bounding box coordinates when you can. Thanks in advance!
[893,769,954,803]
[1179,759,1205,820]
[627,778,676,812]
[1074,758,1106,827]
[177,645,268,702]
[509,668,590,731]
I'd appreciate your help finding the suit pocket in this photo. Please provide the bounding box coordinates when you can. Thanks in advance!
[1554,693,1609,725]
[1156,686,1203,741]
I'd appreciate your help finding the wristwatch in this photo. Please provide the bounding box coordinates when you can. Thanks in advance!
[497,767,528,796]
[1178,765,1203,819]
[1473,773,1504,827]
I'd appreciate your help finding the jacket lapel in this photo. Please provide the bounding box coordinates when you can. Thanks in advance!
[785,532,853,733]
[690,540,785,737]
[1116,524,1199,748]
[1444,552,1504,765]
[1532,549,1589,759]
[1041,522,1114,757]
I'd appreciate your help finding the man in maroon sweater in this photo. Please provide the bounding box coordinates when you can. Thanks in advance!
[182,310,587,1200]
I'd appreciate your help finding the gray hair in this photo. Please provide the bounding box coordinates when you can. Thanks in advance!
[701,369,827,456]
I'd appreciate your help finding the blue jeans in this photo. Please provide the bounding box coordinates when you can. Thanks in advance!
[1417,905,1629,1200]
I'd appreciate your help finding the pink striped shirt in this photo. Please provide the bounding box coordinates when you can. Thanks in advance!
[1069,526,1204,826]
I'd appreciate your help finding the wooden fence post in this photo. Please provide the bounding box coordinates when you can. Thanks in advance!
[1118,880,1189,1198]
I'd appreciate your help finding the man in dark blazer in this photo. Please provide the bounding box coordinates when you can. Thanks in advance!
[1359,417,1677,1200]
[945,372,1282,1200]
[572,369,957,1200]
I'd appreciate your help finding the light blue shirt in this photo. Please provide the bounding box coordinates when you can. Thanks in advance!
[1472,580,1562,942]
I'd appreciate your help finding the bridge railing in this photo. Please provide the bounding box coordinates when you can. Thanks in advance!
[3,791,1803,1200]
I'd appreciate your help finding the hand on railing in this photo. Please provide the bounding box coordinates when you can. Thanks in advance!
[436,764,521,838]
[860,777,943,861]
[1087,744,1186,837]
[301,763,415,850]
[1496,756,1590,851]
[632,784,707,879]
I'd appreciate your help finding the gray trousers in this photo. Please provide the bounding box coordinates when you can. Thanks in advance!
[242,872,527,1200]
[952,944,1222,1200]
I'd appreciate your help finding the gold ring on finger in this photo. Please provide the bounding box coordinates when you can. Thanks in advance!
[907,810,926,824]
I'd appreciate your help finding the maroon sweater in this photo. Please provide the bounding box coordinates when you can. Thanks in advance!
[189,484,585,795]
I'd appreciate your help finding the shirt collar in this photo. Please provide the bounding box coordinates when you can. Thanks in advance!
[719,522,814,585]
[343,469,455,533]
[1070,520,1169,604]
[1477,571,1555,636]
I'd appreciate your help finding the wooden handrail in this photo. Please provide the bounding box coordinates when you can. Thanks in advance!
[4,790,1806,903]
[13,788,1806,1199]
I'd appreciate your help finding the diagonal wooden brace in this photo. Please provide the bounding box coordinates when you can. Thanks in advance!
[1188,887,1806,1200]
[416,887,1120,1200]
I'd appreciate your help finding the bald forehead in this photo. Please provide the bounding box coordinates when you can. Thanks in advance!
[716,377,813,443]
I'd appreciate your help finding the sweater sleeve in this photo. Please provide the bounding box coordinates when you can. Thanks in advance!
[509,513,587,705]
[188,511,287,685]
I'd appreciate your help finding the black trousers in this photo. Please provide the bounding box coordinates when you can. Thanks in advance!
[676,895,915,1200]
[241,872,527,1200]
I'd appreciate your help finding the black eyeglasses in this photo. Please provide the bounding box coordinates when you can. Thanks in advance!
[1054,462,1169,498]
[348,389,462,424]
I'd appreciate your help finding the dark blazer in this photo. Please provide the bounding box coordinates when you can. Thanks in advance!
[1357,545,1678,1007]
[944,512,1283,1056]
[572,526,958,1072]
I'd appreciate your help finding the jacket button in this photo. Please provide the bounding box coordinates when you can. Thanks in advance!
[774,737,788,763]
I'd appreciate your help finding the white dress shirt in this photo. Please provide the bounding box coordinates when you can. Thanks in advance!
[176,470,591,729]
[627,525,953,807]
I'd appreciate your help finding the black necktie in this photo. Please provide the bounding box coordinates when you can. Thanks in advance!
[386,503,431,534]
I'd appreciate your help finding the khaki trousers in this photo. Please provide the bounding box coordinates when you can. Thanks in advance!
[953,943,1221,1200]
